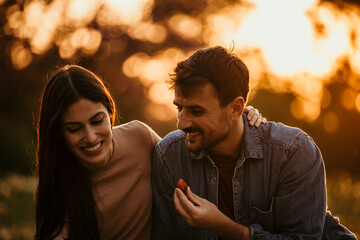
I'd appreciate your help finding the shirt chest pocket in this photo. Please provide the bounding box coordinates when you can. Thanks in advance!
[249,198,274,232]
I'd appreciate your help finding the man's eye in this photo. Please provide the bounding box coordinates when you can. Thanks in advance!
[191,110,204,116]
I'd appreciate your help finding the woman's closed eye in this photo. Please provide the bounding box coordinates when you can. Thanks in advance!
[92,118,104,125]
[67,127,81,133]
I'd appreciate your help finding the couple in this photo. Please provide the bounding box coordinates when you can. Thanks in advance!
[35,46,356,239]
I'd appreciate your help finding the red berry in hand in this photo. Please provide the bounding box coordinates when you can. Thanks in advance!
[177,178,188,194]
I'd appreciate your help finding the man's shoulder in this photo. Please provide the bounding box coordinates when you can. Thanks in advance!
[155,130,185,155]
[256,121,310,151]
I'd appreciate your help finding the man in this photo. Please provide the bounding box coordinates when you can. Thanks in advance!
[151,46,356,239]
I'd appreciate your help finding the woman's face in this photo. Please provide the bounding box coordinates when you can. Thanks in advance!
[62,98,113,170]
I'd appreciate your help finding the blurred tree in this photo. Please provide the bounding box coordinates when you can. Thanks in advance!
[0,0,359,177]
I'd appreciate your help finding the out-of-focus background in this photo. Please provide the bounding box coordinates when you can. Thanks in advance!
[0,0,359,239]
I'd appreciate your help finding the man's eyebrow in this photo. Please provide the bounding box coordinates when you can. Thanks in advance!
[173,101,205,110]
[63,111,105,126]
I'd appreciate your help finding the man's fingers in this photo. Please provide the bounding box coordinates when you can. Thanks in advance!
[174,188,200,216]
[186,187,202,206]
[174,188,191,219]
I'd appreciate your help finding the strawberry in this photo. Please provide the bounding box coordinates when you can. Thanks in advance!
[177,178,188,194]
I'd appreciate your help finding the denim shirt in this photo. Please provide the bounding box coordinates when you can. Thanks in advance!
[151,114,327,240]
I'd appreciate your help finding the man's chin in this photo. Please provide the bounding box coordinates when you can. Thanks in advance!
[186,142,203,153]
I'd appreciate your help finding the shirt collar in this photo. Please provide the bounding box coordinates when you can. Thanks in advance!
[242,113,264,160]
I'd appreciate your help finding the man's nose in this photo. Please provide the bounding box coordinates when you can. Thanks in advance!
[177,110,191,130]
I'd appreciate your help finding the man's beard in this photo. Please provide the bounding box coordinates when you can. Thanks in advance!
[184,114,231,153]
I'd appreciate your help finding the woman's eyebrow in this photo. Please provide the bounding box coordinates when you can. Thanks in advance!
[90,111,105,120]
[63,111,106,126]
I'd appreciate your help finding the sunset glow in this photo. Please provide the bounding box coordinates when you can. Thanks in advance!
[4,0,360,122]
[2,1,360,239]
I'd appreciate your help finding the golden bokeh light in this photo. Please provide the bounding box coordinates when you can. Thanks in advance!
[321,87,332,108]
[66,0,99,26]
[303,99,321,122]
[195,0,360,122]
[339,172,353,195]
[168,14,202,40]
[6,5,22,33]
[59,34,75,59]
[348,74,360,91]
[139,59,169,86]
[290,97,320,122]
[3,0,360,123]
[353,182,360,198]
[341,88,357,110]
[70,28,102,55]
[122,52,149,79]
[124,49,182,88]
[128,22,167,43]
[5,0,155,60]
[290,98,305,120]
[97,0,153,26]
[351,50,360,75]
[145,102,177,122]
[323,111,339,133]
[355,93,360,112]
[122,48,186,111]
[10,41,32,70]
[148,82,173,105]
[109,38,127,53]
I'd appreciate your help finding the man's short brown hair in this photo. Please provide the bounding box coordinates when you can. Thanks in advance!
[170,46,250,106]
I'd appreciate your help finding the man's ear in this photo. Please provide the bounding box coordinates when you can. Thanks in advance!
[230,97,245,120]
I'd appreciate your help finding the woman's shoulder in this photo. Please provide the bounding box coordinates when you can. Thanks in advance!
[112,120,150,134]
[112,120,160,145]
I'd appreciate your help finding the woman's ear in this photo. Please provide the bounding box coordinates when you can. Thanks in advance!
[230,97,245,120]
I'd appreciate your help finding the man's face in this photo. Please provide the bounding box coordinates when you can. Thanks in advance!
[174,83,231,153]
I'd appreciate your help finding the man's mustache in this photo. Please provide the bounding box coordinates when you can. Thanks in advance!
[182,127,202,133]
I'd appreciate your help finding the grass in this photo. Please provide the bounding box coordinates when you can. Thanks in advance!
[0,172,358,239]
[0,173,36,240]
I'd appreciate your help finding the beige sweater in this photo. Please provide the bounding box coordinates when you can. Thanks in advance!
[55,120,161,239]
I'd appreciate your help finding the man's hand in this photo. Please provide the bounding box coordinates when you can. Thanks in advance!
[174,186,225,230]
[174,187,250,240]
[244,106,267,127]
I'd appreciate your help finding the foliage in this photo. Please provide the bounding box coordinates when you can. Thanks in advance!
[0,173,359,239]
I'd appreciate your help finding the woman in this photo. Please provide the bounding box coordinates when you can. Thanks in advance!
[35,65,264,240]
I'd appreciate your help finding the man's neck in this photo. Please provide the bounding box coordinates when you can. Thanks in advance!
[209,117,244,162]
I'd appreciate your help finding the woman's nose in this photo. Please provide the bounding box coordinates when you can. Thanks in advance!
[83,127,97,143]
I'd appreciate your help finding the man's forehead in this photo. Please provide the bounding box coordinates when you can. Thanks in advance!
[174,84,220,107]
[174,83,217,98]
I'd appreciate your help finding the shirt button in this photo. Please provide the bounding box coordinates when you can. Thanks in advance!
[236,181,241,186]
[211,177,217,182]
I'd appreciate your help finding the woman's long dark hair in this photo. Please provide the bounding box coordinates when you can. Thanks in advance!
[35,65,116,240]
